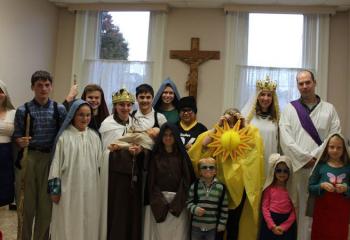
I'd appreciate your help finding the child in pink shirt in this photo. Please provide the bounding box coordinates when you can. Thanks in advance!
[259,154,297,240]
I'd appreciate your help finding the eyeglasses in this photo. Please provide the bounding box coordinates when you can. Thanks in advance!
[181,108,193,113]
[200,165,216,170]
[275,168,289,174]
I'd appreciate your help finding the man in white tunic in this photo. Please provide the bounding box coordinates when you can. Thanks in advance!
[279,70,341,240]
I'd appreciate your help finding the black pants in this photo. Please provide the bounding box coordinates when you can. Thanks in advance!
[226,191,247,240]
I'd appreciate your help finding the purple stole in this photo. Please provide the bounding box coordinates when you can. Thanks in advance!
[291,100,322,146]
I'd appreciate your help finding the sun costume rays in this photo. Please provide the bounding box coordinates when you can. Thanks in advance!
[207,120,255,162]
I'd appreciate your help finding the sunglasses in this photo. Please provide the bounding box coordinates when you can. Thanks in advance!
[200,165,216,170]
[275,168,289,174]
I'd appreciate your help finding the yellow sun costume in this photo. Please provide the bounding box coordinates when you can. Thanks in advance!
[189,120,265,240]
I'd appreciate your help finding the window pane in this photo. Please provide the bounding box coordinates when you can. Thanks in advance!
[248,13,303,68]
[100,11,150,61]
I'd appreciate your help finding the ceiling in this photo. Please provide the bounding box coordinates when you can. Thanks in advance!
[50,0,350,10]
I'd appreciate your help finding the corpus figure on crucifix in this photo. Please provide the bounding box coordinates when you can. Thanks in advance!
[170,38,220,99]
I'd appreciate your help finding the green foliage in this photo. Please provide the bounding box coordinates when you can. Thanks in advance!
[100,12,129,60]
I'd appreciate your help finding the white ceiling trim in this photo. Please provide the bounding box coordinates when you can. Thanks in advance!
[62,2,169,11]
[224,4,337,14]
[49,0,350,10]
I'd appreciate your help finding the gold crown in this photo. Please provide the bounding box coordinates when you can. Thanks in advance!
[112,89,135,104]
[256,76,277,91]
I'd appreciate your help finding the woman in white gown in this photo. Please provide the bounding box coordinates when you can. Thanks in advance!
[48,99,102,240]
[242,76,280,174]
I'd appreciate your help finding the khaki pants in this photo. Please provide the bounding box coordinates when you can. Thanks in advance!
[16,150,52,240]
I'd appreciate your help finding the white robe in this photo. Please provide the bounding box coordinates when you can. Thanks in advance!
[98,115,131,240]
[250,116,278,174]
[143,192,189,240]
[279,100,341,240]
[49,125,102,240]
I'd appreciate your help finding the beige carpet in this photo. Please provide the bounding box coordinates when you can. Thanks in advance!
[0,206,17,240]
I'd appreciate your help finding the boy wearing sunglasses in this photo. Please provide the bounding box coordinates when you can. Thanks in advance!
[187,157,228,240]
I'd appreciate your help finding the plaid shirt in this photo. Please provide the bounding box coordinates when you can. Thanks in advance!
[13,99,66,149]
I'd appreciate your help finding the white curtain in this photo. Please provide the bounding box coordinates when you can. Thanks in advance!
[235,66,299,110]
[72,11,100,87]
[222,12,249,112]
[147,12,167,90]
[82,59,152,110]
[73,10,167,110]
[225,13,330,111]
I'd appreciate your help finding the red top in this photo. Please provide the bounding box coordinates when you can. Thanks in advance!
[262,185,296,231]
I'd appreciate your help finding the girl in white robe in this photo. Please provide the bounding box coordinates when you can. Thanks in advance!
[48,100,102,240]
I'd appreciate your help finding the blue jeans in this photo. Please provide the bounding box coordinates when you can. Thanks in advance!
[191,227,216,240]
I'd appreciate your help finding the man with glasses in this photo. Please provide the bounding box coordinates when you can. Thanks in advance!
[177,96,207,150]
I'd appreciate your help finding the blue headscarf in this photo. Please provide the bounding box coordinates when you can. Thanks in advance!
[152,78,181,111]
[50,100,97,164]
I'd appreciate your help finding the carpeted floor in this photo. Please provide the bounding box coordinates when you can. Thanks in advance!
[0,206,17,240]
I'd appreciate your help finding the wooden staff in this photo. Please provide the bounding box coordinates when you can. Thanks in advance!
[73,74,77,86]
[17,114,30,240]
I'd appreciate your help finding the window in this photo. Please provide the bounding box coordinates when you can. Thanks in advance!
[100,11,150,61]
[248,13,303,68]
[237,13,305,110]
[84,11,152,110]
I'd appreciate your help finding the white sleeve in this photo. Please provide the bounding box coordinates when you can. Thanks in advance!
[157,112,167,126]
[49,136,65,180]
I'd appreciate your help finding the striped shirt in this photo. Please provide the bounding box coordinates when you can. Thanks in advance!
[13,99,66,149]
[187,178,228,231]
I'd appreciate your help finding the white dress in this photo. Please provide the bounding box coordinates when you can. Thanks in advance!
[279,100,341,240]
[250,116,278,174]
[49,125,102,240]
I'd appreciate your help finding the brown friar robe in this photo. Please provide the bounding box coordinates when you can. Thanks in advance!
[148,151,193,223]
[107,148,150,240]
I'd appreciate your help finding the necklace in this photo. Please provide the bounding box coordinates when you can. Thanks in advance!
[257,112,270,119]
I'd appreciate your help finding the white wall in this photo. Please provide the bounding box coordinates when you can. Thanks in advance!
[328,11,349,139]
[52,8,76,102]
[0,0,59,107]
[163,8,226,127]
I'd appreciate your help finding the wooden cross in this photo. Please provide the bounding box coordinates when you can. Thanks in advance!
[170,38,220,99]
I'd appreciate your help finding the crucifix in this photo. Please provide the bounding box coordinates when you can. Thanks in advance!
[170,38,220,99]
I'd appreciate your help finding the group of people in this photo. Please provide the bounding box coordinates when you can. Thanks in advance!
[0,68,348,240]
